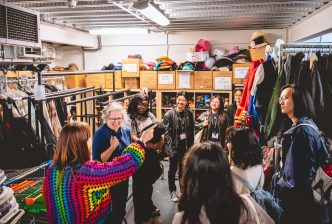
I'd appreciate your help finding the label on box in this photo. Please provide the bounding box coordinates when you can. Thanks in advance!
[123,64,137,73]
[34,85,46,100]
[178,71,191,88]
[234,67,250,79]
[159,74,173,85]
[215,77,232,90]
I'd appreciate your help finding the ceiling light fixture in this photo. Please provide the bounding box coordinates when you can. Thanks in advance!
[133,1,170,26]
[89,28,149,35]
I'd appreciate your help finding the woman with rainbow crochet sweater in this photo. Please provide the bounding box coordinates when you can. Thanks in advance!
[43,122,155,224]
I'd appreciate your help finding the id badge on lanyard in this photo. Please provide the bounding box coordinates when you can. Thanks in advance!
[179,114,186,140]
[211,132,219,140]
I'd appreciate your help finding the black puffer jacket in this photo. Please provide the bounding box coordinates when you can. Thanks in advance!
[163,108,194,155]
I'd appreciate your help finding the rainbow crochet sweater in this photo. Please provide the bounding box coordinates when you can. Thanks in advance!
[43,142,145,224]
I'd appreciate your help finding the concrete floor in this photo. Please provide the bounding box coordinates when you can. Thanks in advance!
[124,161,179,224]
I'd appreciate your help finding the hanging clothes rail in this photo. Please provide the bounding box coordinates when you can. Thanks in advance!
[280,43,332,54]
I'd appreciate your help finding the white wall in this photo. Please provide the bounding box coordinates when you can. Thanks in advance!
[84,29,286,70]
[51,46,84,69]
[288,2,332,42]
[40,22,98,48]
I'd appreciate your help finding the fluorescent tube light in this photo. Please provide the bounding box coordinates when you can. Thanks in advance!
[134,2,170,26]
[89,28,148,35]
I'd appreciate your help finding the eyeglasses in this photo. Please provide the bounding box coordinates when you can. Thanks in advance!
[279,95,290,103]
[138,103,149,108]
[211,101,220,104]
[109,117,123,122]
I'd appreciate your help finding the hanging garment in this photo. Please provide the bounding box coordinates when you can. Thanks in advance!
[264,60,287,139]
[297,61,312,94]
[285,52,305,84]
[310,61,325,115]
[234,59,264,126]
[255,59,278,122]
[46,100,62,138]
[0,102,51,169]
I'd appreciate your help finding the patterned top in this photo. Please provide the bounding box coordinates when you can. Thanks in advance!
[43,142,145,224]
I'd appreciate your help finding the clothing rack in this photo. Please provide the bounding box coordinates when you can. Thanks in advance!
[280,43,332,54]
[6,77,65,84]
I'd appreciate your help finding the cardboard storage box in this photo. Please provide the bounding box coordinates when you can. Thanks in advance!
[18,71,34,78]
[194,71,213,90]
[122,59,141,78]
[64,75,86,88]
[213,71,232,90]
[124,77,140,89]
[140,71,158,89]
[85,74,106,88]
[105,71,124,89]
[158,71,175,90]
[176,70,194,89]
[232,63,250,84]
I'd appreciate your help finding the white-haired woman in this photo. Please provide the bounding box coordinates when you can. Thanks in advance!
[92,102,131,224]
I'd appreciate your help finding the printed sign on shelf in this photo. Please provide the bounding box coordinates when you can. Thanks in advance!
[234,67,250,79]
[123,64,137,73]
[178,71,191,88]
[159,74,174,85]
[215,77,232,90]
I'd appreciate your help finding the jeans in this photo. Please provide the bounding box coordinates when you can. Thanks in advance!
[168,148,186,193]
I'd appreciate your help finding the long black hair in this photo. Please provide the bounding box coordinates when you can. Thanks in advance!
[280,84,316,119]
[127,94,149,118]
[179,142,247,224]
[208,95,224,115]
[226,126,263,169]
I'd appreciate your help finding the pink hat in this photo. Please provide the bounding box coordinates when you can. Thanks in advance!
[229,46,240,55]
[195,39,211,52]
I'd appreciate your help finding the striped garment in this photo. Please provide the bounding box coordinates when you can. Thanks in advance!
[43,142,145,224]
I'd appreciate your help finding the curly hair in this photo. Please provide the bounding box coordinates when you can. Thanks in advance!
[127,94,150,118]
[226,126,262,169]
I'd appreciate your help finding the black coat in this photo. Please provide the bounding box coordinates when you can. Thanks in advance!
[163,108,194,155]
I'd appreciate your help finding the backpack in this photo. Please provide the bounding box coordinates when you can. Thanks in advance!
[232,168,283,222]
[295,123,332,205]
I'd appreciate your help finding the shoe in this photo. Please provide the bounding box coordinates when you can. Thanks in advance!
[152,205,160,217]
[170,191,179,202]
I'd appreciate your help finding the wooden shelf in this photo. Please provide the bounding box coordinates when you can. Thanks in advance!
[195,108,208,110]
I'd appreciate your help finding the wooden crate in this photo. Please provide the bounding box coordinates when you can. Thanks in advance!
[85,74,106,88]
[64,75,86,89]
[17,71,34,78]
[122,59,141,77]
[194,71,213,90]
[158,71,175,90]
[176,70,194,89]
[124,77,140,89]
[232,63,251,84]
[140,71,157,89]
[213,71,232,90]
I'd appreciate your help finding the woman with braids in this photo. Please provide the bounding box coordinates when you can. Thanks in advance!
[43,122,155,224]
[127,94,157,142]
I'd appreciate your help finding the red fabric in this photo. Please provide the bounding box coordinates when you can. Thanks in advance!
[234,59,264,126]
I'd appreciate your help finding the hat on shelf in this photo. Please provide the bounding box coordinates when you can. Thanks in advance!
[249,32,269,49]
[213,48,228,60]
[195,39,212,52]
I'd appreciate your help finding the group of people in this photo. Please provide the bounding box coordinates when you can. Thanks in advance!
[42,84,329,224]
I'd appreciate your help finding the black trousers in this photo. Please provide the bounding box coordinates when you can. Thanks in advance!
[133,176,154,223]
[105,180,129,224]
[168,148,186,193]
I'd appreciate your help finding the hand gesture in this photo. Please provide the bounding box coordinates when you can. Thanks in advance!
[109,136,119,150]
[140,124,157,144]
[203,120,209,127]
